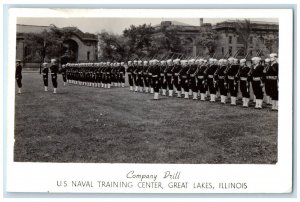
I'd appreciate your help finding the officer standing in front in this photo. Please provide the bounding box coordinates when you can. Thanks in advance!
[41,62,49,92]
[49,59,59,93]
[15,59,23,94]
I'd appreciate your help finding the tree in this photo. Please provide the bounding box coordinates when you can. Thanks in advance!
[150,26,183,58]
[264,36,279,54]
[233,19,252,55]
[98,31,130,61]
[123,24,155,59]
[195,28,219,57]
[23,25,77,63]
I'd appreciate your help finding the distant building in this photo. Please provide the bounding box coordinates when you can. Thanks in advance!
[213,20,279,59]
[16,24,98,68]
[153,19,279,58]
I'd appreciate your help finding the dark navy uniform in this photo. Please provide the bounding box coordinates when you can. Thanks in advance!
[165,61,174,96]
[16,61,22,93]
[127,62,134,90]
[265,62,278,101]
[50,61,59,91]
[206,61,218,101]
[42,63,49,90]
[196,62,208,101]
[216,62,228,103]
[250,58,264,108]
[172,61,181,96]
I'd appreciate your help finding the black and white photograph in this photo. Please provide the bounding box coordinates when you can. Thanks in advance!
[14,17,279,164]
[5,8,293,194]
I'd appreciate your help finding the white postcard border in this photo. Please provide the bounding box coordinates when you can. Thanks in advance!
[5,8,293,194]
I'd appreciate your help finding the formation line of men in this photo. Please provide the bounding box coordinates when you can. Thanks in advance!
[126,53,279,110]
[15,53,278,110]
[63,62,126,88]
[39,61,126,92]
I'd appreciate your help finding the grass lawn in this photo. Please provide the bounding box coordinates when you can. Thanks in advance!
[14,73,278,164]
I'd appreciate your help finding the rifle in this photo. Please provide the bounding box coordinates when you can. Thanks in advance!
[235,50,251,78]
[223,49,240,75]
[247,49,262,76]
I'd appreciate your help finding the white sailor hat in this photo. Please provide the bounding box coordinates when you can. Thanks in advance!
[233,58,239,63]
[133,60,138,63]
[189,59,196,63]
[42,62,48,66]
[161,60,166,64]
[252,57,261,61]
[51,59,56,63]
[174,59,180,63]
[240,59,246,63]
[138,60,143,64]
[209,58,214,62]
[265,58,271,62]
[121,62,125,65]
[270,53,278,58]
[16,59,21,62]
[181,60,188,64]
[143,61,148,64]
[128,61,132,64]
[153,59,159,63]
[228,57,234,62]
[167,59,172,63]
[117,63,120,66]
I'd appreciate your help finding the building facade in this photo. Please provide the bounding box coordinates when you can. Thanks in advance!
[16,24,98,68]
[153,19,278,59]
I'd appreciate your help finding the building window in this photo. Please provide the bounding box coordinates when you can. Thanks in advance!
[249,36,253,44]
[229,36,232,44]
[229,46,232,56]
[87,51,90,61]
[222,47,224,56]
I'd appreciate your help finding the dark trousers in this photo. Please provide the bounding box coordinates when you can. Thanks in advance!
[166,76,173,90]
[16,77,22,88]
[218,79,227,96]
[228,79,238,97]
[197,78,207,93]
[128,74,133,86]
[51,73,58,88]
[143,75,149,87]
[149,75,153,88]
[153,77,160,92]
[207,78,216,94]
[181,77,189,92]
[240,80,250,98]
[161,77,167,89]
[137,74,143,87]
[252,80,263,99]
[62,73,67,82]
[43,75,48,86]
[173,77,180,91]
[267,80,278,100]
[133,74,137,86]
[120,74,125,83]
[190,77,197,92]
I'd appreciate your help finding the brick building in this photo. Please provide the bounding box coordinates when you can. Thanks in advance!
[16,24,98,68]
[153,19,278,58]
